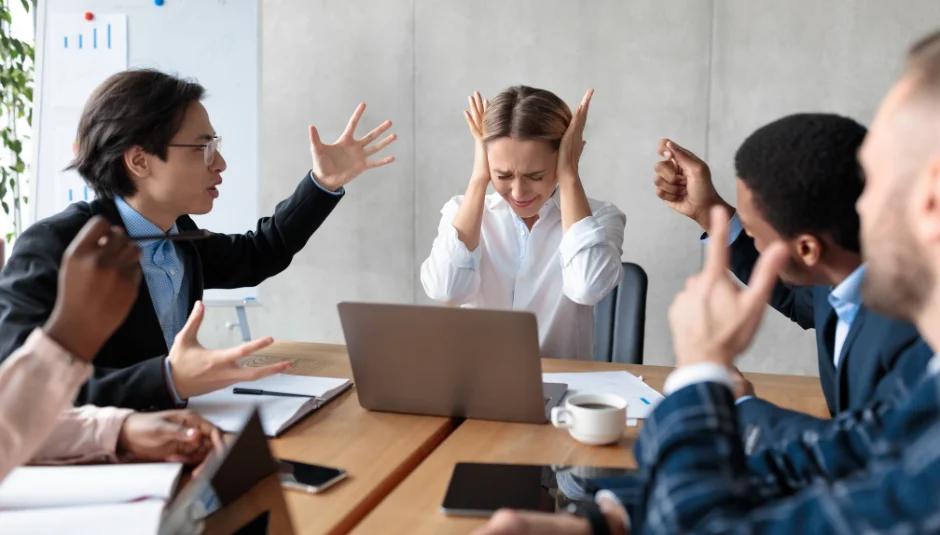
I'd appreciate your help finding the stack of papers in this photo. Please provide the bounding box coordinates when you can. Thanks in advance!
[543,371,665,421]
[0,463,182,535]
[189,373,352,437]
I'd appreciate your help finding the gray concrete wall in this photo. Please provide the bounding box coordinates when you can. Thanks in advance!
[198,0,940,375]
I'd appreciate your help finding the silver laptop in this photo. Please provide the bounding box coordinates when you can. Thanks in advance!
[337,302,567,424]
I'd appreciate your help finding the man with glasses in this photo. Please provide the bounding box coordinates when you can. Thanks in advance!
[0,69,396,410]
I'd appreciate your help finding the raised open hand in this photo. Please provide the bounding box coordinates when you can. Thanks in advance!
[309,103,397,191]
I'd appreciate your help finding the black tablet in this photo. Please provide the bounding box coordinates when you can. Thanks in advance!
[440,462,638,517]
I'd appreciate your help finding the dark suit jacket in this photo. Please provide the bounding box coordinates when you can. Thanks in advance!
[727,233,932,448]
[615,370,940,534]
[0,174,341,410]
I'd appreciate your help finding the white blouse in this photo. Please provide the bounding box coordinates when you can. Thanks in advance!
[420,189,626,360]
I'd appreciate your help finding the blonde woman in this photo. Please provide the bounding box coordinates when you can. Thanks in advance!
[421,87,626,360]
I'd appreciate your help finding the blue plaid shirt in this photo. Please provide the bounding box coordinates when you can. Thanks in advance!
[115,197,189,405]
[609,354,940,534]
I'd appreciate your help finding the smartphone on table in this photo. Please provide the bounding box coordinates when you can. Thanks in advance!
[277,459,347,494]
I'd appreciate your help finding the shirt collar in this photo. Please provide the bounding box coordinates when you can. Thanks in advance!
[114,197,179,247]
[829,264,867,309]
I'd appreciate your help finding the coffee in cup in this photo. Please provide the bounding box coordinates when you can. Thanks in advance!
[550,393,627,446]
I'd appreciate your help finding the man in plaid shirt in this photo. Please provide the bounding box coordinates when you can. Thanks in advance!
[475,29,940,535]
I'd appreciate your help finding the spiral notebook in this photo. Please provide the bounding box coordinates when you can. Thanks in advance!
[189,374,352,437]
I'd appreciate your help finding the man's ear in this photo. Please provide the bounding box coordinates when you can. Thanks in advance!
[124,145,151,180]
[914,155,940,246]
[793,234,823,268]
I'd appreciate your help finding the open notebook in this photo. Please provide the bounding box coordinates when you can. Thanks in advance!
[189,374,353,437]
[0,463,182,535]
[0,462,182,510]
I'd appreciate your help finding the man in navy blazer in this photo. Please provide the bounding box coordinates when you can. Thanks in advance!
[473,30,940,535]
[650,114,932,451]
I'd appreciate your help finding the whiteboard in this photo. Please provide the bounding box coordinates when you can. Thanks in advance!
[32,0,260,302]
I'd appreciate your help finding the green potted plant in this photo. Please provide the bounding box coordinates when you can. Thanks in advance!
[0,0,36,244]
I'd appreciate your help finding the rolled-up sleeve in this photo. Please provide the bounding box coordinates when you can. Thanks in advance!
[558,204,626,305]
[420,198,483,305]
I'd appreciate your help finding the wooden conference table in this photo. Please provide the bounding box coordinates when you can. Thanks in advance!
[206,342,829,535]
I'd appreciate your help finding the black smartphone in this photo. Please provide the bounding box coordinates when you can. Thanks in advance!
[441,462,638,516]
[277,459,347,494]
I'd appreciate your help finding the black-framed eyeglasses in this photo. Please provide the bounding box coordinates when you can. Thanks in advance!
[168,136,222,166]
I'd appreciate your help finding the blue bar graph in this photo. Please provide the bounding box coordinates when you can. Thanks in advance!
[68,189,73,202]
[63,24,112,50]
[83,187,88,200]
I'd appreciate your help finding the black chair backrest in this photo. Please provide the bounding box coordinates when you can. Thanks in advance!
[593,262,648,364]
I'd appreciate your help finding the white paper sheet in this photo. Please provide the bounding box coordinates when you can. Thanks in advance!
[0,463,181,510]
[0,499,165,535]
[52,124,86,213]
[188,374,350,436]
[543,371,665,420]
[48,14,128,108]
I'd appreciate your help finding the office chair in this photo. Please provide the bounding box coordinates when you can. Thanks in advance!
[593,262,648,364]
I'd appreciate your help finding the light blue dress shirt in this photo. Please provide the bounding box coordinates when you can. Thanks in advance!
[827,264,866,368]
[115,197,190,405]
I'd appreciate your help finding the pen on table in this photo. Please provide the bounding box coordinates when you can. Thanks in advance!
[233,387,314,398]
[128,230,213,242]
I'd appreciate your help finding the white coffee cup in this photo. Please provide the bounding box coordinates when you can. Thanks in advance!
[550,393,627,446]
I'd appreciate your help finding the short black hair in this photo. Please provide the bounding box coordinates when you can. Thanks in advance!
[734,113,867,253]
[67,69,206,199]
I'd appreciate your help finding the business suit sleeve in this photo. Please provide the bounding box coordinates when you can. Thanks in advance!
[871,338,935,404]
[76,359,173,410]
[197,172,343,289]
[625,380,937,535]
[0,222,65,362]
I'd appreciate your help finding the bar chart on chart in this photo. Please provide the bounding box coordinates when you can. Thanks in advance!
[52,125,87,214]
[62,22,115,51]
[48,14,127,108]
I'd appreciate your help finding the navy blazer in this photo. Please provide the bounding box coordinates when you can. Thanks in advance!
[615,366,940,534]
[0,174,341,410]
[727,233,932,448]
